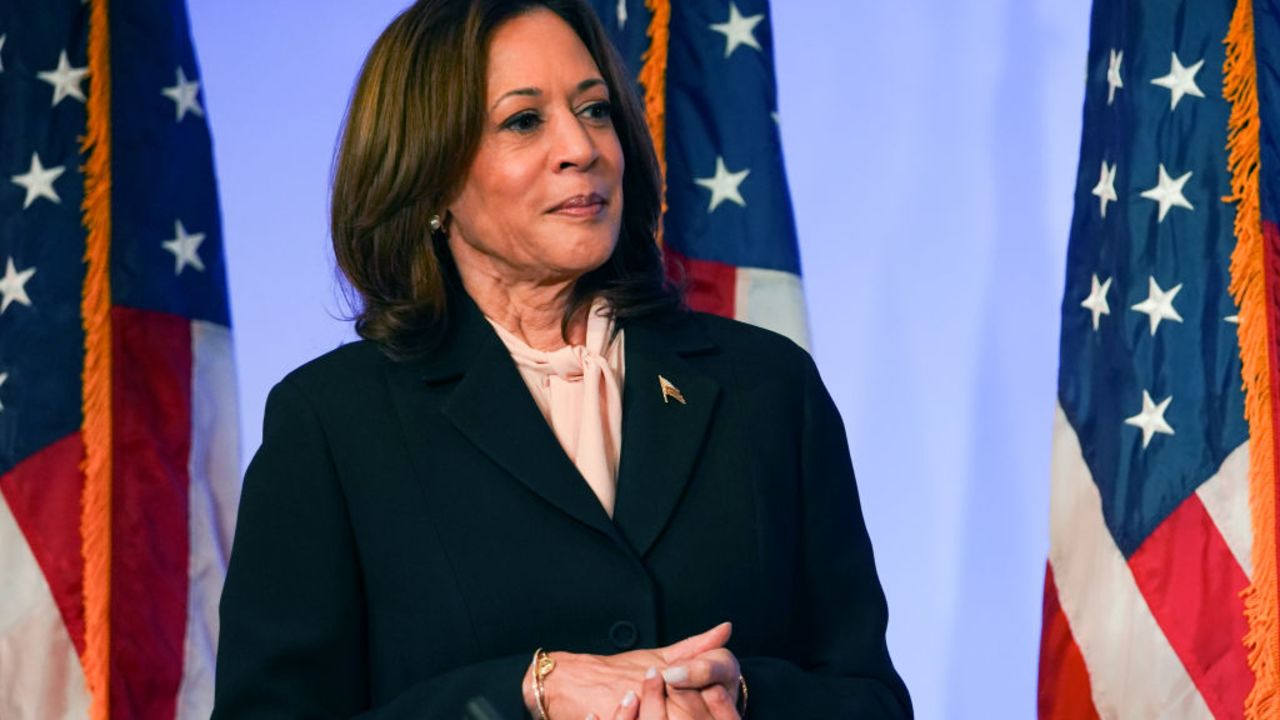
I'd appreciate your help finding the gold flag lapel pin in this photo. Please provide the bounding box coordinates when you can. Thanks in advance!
[658,375,686,405]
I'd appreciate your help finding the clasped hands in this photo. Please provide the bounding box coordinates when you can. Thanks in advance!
[522,621,742,720]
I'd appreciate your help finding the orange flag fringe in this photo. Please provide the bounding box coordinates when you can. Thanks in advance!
[1223,0,1279,716]
[638,0,669,246]
[80,0,114,717]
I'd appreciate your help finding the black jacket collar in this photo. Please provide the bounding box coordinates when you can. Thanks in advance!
[391,292,721,557]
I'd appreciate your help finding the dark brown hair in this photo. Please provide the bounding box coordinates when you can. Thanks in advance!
[331,0,679,359]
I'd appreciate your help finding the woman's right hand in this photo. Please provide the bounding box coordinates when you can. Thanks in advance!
[524,622,733,719]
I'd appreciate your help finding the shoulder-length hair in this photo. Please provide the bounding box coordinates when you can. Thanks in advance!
[331,0,680,359]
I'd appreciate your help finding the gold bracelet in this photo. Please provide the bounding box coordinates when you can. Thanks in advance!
[736,674,748,717]
[531,648,556,720]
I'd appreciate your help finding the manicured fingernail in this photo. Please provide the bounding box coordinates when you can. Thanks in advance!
[645,666,658,679]
[622,690,637,707]
[662,666,688,683]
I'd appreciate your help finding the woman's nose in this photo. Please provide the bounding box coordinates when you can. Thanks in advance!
[552,112,599,171]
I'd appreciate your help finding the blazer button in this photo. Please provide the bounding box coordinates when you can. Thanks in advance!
[609,620,638,650]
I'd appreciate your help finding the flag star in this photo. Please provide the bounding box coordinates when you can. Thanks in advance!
[1150,53,1205,111]
[1131,276,1183,335]
[37,50,89,106]
[1226,314,1240,324]
[1106,48,1123,105]
[11,152,66,209]
[1091,160,1118,218]
[0,35,7,73]
[162,220,207,274]
[0,258,36,314]
[1081,274,1112,331]
[710,2,764,58]
[1125,390,1175,449]
[695,156,750,212]
[616,0,627,28]
[0,371,7,412]
[162,66,204,122]
[1140,163,1194,222]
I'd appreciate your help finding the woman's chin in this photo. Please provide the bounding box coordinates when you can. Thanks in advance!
[561,253,617,280]
[541,232,618,274]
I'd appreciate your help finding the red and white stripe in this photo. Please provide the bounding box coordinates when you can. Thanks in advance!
[666,251,810,349]
[0,315,239,720]
[176,320,241,720]
[0,437,91,719]
[1041,404,1251,719]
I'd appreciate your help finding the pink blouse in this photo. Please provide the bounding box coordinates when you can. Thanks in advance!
[486,302,625,516]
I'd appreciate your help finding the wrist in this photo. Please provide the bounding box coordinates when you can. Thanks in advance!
[521,658,538,714]
[527,648,559,719]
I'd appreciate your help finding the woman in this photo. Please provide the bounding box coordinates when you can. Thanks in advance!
[213,1,911,718]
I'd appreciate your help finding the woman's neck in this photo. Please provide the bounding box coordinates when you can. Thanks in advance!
[450,242,588,351]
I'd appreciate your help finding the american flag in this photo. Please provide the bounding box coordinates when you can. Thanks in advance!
[1038,0,1280,717]
[589,0,808,348]
[0,1,239,718]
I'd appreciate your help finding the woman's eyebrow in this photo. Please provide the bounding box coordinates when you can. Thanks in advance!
[491,87,540,112]
[490,78,608,112]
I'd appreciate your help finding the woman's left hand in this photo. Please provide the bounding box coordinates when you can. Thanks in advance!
[665,685,740,720]
[605,668,740,720]
[660,645,742,709]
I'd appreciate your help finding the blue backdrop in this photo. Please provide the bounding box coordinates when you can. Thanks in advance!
[187,1,1091,716]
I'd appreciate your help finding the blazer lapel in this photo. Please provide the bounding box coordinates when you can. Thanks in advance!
[613,312,721,557]
[386,294,617,540]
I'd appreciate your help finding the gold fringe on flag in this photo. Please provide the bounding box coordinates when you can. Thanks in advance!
[1223,1,1278,717]
[80,0,113,717]
[638,0,669,246]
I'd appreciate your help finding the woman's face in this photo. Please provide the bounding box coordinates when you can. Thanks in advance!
[446,8,625,285]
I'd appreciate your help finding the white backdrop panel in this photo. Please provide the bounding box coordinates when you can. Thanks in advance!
[187,1,1091,717]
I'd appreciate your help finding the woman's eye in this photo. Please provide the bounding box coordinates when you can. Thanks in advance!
[503,111,542,133]
[581,101,612,121]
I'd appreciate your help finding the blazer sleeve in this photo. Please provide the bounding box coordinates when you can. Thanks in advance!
[736,352,912,718]
[212,379,531,720]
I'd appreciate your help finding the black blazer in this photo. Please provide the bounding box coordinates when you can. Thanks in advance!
[213,295,911,719]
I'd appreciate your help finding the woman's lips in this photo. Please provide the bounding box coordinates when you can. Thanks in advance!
[549,193,606,216]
